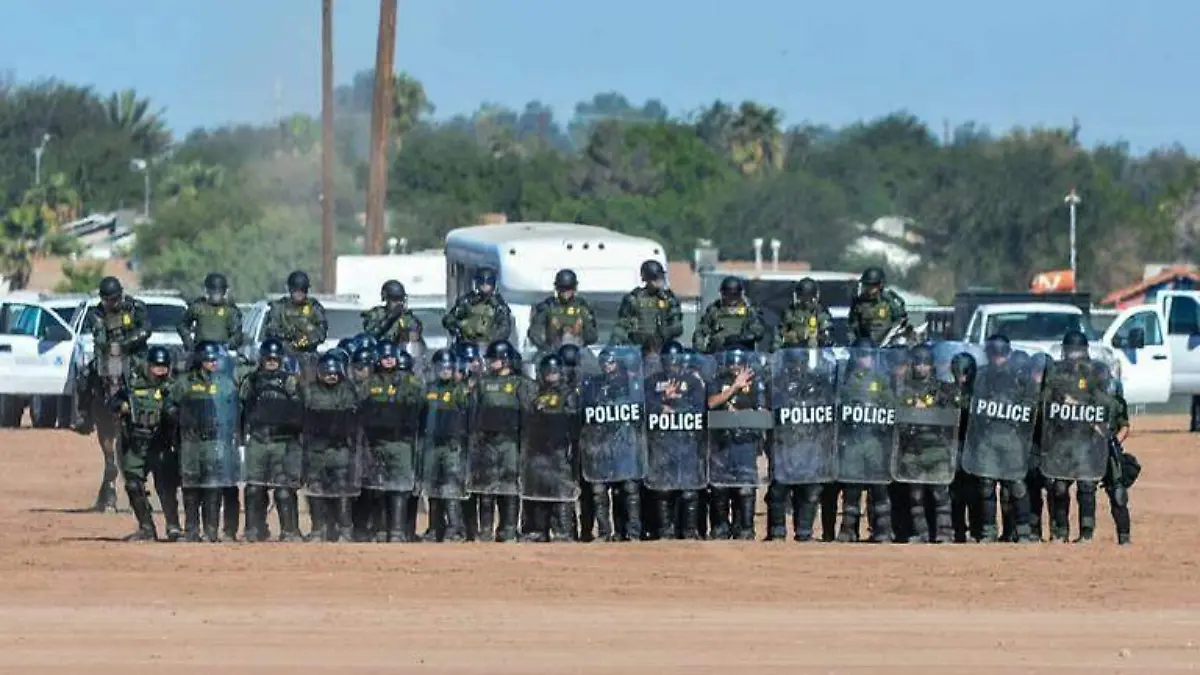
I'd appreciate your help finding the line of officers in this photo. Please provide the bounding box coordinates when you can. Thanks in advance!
[108,326,1139,546]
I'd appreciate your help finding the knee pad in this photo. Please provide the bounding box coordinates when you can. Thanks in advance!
[1052,480,1071,499]
[1109,485,1129,508]
[124,479,146,496]
[1006,480,1028,500]
[1077,481,1097,496]
[274,487,293,502]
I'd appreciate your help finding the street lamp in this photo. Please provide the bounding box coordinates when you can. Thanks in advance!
[33,133,50,185]
[1064,188,1081,280]
[131,158,150,218]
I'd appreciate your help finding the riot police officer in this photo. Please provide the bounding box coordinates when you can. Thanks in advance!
[177,272,244,354]
[692,276,766,355]
[1096,362,1135,545]
[263,270,329,360]
[301,352,362,542]
[421,349,472,542]
[361,280,425,351]
[528,269,598,353]
[359,340,424,543]
[470,340,527,542]
[772,277,833,350]
[705,348,769,540]
[81,276,152,512]
[522,353,580,542]
[579,348,644,541]
[443,267,513,346]
[644,341,707,539]
[610,260,683,356]
[848,267,908,345]
[835,337,895,543]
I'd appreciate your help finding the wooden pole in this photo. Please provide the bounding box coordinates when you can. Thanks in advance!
[365,0,397,255]
[320,0,336,292]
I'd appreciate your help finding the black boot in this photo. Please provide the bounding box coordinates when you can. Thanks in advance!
[92,449,120,513]
[868,487,892,543]
[308,497,330,542]
[999,482,1015,542]
[931,485,955,543]
[124,479,157,541]
[477,495,496,542]
[622,482,643,542]
[522,503,549,542]
[422,499,443,542]
[463,496,479,542]
[333,498,353,542]
[351,493,374,542]
[766,483,788,541]
[656,493,676,540]
[443,499,467,542]
[1026,473,1045,541]
[386,492,412,542]
[406,494,420,539]
[1110,485,1132,546]
[157,483,182,542]
[222,486,240,542]
[578,480,596,542]
[592,486,614,541]
[276,488,303,541]
[709,489,732,540]
[1050,480,1071,542]
[679,492,701,540]
[550,502,576,542]
[908,485,930,543]
[837,486,862,542]
[370,493,388,542]
[496,496,519,542]
[183,488,202,542]
[820,484,839,542]
[1075,481,1097,543]
[736,490,756,540]
[792,485,817,542]
[243,486,265,542]
[978,479,999,542]
[202,489,222,543]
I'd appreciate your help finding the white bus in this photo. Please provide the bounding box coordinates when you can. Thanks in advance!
[444,222,668,359]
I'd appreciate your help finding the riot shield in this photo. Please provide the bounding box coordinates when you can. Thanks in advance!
[178,360,242,489]
[1039,357,1112,482]
[519,396,580,502]
[577,346,647,484]
[891,360,961,485]
[932,341,983,384]
[769,348,839,485]
[467,383,521,496]
[420,400,469,499]
[302,407,363,498]
[960,357,1043,482]
[361,395,421,492]
[706,351,771,488]
[242,384,305,488]
[643,354,710,491]
[402,338,427,366]
[835,348,896,485]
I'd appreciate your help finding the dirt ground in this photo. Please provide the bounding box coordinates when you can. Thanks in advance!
[0,417,1197,674]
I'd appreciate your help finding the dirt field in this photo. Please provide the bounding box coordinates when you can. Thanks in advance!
[0,417,1197,674]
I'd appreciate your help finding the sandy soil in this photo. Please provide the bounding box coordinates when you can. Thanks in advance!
[0,416,1197,674]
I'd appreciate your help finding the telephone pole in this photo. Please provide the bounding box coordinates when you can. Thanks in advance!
[320,0,336,292]
[365,0,397,255]
[1065,188,1081,281]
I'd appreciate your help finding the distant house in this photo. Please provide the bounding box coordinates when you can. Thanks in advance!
[1100,264,1200,309]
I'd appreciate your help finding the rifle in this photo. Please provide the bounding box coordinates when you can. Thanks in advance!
[879,318,911,348]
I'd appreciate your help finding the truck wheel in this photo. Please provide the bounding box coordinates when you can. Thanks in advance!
[30,396,58,429]
[0,395,24,428]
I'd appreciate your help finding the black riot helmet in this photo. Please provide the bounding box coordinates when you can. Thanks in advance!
[719,276,744,303]
[640,260,665,283]
[146,345,172,368]
[860,267,885,287]
[286,270,310,294]
[381,279,407,302]
[909,343,934,377]
[259,338,286,362]
[558,343,582,369]
[317,352,344,379]
[1062,330,1089,360]
[472,267,498,292]
[950,352,977,385]
[553,269,578,292]
[1010,350,1032,377]
[98,276,123,301]
[1029,352,1051,382]
[598,348,620,373]
[795,277,819,304]
[351,347,375,368]
[326,347,350,365]
[431,348,457,380]
[395,350,415,373]
[485,339,515,366]
[195,341,223,369]
[203,273,229,303]
[661,340,685,372]
[984,334,1012,362]
[723,347,749,369]
[376,339,399,362]
[538,353,563,381]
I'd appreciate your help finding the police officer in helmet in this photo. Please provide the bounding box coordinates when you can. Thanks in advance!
[848,267,908,345]
[609,260,683,358]
[362,279,425,348]
[443,267,514,347]
[692,276,766,355]
[263,270,329,362]
[528,269,598,354]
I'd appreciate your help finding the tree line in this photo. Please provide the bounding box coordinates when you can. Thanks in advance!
[0,69,1196,302]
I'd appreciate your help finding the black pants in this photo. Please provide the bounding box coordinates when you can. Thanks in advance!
[590,481,642,541]
[522,501,576,542]
[908,483,953,542]
[1105,483,1132,543]
[475,494,520,542]
[708,487,756,540]
[1025,469,1049,540]
[1051,479,1097,541]
[772,483,830,541]
[978,478,1031,541]
[837,484,892,542]
[950,470,981,542]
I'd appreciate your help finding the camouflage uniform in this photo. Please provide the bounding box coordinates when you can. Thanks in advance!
[421,377,473,542]
[527,295,599,353]
[177,297,244,353]
[301,374,361,542]
[847,289,907,345]
[772,302,833,350]
[836,363,895,543]
[361,305,424,344]
[692,300,767,355]
[114,362,180,540]
[610,287,684,356]
[895,373,960,543]
[442,291,513,346]
[1102,384,1135,545]
[360,367,424,542]
[470,371,528,542]
[239,364,305,542]
[264,296,329,357]
[706,364,769,540]
[166,366,237,542]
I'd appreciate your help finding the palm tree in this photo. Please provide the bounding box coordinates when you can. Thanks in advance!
[730,102,785,176]
[105,89,170,154]
[391,72,433,153]
[0,175,80,290]
[159,162,226,202]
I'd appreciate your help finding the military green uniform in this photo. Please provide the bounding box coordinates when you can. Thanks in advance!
[522,381,580,542]
[301,377,361,542]
[848,289,907,344]
[167,368,240,542]
[360,369,424,542]
[692,300,767,354]
[470,372,529,541]
[239,365,305,541]
[442,291,513,345]
[836,365,895,542]
[116,365,180,539]
[527,295,598,352]
[178,297,244,353]
[361,305,424,344]
[772,302,834,350]
[421,379,472,542]
[609,286,683,355]
[264,296,328,355]
[1102,389,1135,544]
[895,376,960,542]
[706,368,769,540]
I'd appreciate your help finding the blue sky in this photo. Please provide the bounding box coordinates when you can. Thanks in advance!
[2,0,1195,153]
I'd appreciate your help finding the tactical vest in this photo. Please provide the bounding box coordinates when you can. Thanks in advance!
[781,306,823,346]
[128,380,168,439]
[854,295,896,343]
[248,370,301,432]
[709,302,753,337]
[191,300,235,343]
[628,289,668,336]
[99,303,138,345]
[535,387,567,411]
[364,372,421,436]
[479,375,521,409]
[460,298,497,341]
[276,299,323,342]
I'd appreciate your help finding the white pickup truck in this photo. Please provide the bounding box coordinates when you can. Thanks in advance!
[962,301,1172,406]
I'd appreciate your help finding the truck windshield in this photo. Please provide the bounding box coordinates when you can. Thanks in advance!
[984,312,1098,342]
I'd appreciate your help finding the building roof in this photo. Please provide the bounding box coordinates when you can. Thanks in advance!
[1100,264,1200,307]
[25,256,140,293]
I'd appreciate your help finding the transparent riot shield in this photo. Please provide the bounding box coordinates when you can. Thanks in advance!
[420,397,469,500]
[706,350,771,488]
[519,394,580,502]
[402,338,427,366]
[932,341,984,384]
[360,394,421,492]
[178,358,242,489]
[577,346,647,484]
[960,356,1043,482]
[835,348,896,485]
[242,377,305,488]
[643,353,711,491]
[891,347,961,485]
[467,379,522,496]
[302,406,363,498]
[769,348,839,485]
[1039,357,1113,482]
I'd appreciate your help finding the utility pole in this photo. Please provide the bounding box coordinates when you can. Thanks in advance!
[1065,188,1081,281]
[365,0,397,255]
[33,133,50,185]
[321,0,336,292]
